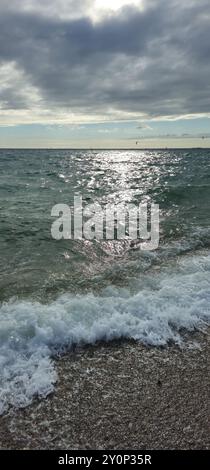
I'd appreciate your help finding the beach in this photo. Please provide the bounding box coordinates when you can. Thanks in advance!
[1,0,210,459]
[0,331,209,450]
[0,149,209,449]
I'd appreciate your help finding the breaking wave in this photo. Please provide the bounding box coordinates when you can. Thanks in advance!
[0,252,210,415]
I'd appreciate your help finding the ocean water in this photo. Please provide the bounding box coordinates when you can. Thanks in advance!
[0,149,210,413]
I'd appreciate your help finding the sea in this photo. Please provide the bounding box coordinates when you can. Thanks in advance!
[0,148,209,414]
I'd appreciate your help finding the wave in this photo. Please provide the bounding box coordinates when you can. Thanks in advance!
[0,252,210,415]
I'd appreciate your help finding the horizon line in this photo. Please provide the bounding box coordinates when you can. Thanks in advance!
[0,147,210,151]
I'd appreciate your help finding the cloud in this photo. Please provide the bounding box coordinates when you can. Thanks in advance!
[0,0,210,125]
[0,0,94,20]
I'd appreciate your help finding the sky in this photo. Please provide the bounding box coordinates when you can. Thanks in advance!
[0,0,210,148]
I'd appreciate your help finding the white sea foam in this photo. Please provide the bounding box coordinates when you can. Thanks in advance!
[0,253,210,414]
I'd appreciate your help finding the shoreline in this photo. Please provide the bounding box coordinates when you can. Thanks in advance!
[0,332,209,450]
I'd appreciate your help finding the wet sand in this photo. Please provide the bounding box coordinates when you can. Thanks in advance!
[0,332,209,450]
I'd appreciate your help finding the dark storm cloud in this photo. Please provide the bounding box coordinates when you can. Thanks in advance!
[0,0,210,120]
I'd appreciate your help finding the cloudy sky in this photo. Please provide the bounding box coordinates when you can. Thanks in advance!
[0,0,210,148]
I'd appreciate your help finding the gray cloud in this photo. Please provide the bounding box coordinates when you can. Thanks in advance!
[0,0,210,123]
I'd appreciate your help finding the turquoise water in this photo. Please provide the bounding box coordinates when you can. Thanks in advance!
[0,149,209,301]
[0,149,210,413]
